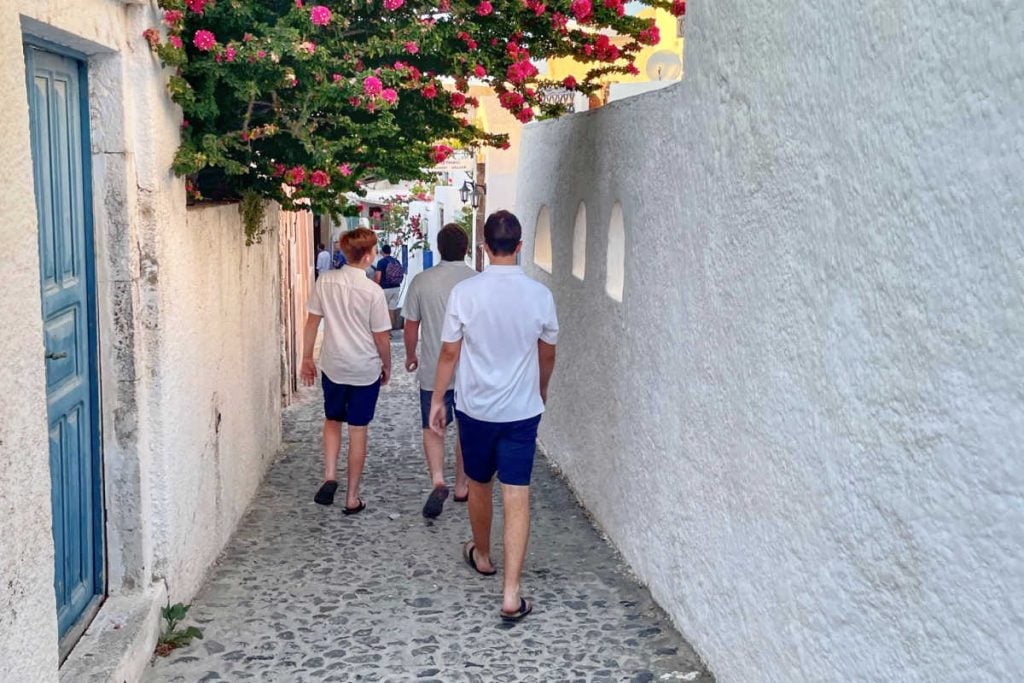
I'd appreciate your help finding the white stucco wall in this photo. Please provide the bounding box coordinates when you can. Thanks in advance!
[1,0,284,674]
[517,2,1024,681]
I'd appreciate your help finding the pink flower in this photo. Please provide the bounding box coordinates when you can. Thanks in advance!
[476,0,493,15]
[272,163,286,177]
[332,73,342,82]
[506,57,538,84]
[285,166,306,185]
[224,46,237,62]
[193,30,216,51]
[625,62,639,75]
[431,145,453,164]
[186,0,207,14]
[298,41,316,54]
[639,24,660,46]
[570,0,592,21]
[404,41,419,54]
[338,163,352,176]
[170,34,183,49]
[671,0,686,16]
[243,33,254,42]
[563,75,577,89]
[295,0,303,6]
[451,91,466,108]
[381,88,398,104]
[383,0,404,10]
[499,91,525,109]
[517,107,534,123]
[310,5,332,25]
[310,170,330,187]
[552,12,568,32]
[257,50,267,59]
[473,64,487,78]
[421,82,437,99]
[363,76,383,96]
[163,10,184,25]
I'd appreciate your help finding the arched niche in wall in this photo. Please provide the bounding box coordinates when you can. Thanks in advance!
[533,205,552,273]
[572,202,586,280]
[606,202,625,302]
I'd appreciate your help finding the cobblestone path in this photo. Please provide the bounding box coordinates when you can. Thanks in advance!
[145,341,712,683]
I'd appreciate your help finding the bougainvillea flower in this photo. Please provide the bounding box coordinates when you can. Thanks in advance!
[639,24,660,45]
[473,64,487,78]
[285,166,306,184]
[451,91,467,108]
[383,0,404,10]
[404,41,419,54]
[310,170,330,187]
[363,75,383,95]
[671,0,686,15]
[476,1,494,16]
[338,163,353,177]
[186,0,207,14]
[570,0,592,22]
[310,5,332,25]
[431,145,454,164]
[143,28,160,46]
[563,75,577,89]
[163,10,183,25]
[421,82,438,98]
[381,88,399,104]
[193,30,216,51]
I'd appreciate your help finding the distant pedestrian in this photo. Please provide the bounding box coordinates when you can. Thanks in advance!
[301,227,392,515]
[374,244,405,330]
[315,243,332,279]
[430,210,558,622]
[403,225,476,518]
[332,243,346,269]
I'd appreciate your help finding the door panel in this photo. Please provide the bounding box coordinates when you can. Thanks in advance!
[25,44,104,645]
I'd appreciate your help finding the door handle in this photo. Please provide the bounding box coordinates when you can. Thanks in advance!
[46,351,68,360]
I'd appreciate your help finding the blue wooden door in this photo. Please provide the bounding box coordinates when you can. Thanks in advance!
[25,45,104,643]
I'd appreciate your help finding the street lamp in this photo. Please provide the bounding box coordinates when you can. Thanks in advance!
[459,179,486,209]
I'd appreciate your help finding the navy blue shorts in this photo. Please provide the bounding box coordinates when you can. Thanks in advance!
[322,373,381,426]
[456,410,542,486]
[420,389,455,429]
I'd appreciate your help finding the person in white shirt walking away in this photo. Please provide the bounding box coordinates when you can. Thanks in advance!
[403,224,477,518]
[430,210,558,622]
[301,228,392,515]
[315,243,332,279]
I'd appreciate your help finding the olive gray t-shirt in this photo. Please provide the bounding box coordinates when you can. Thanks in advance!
[403,260,477,390]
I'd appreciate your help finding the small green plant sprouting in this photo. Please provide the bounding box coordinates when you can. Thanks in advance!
[155,603,203,657]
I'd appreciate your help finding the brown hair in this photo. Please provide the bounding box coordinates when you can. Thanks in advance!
[437,223,469,261]
[339,227,377,264]
[484,210,522,255]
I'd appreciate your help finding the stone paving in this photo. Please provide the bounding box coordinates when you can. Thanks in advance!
[145,340,713,683]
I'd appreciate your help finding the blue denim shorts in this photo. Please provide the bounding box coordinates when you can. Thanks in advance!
[456,410,542,486]
[322,373,381,426]
[419,389,455,429]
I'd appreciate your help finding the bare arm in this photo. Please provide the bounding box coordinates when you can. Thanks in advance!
[403,319,420,372]
[429,340,462,434]
[373,269,381,285]
[373,330,392,385]
[300,313,323,385]
[538,340,556,404]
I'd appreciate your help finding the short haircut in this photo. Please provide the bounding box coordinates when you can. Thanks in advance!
[318,243,325,250]
[437,223,469,261]
[484,210,522,256]
[339,227,377,264]
[381,244,392,255]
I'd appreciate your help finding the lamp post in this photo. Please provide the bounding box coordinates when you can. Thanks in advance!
[459,177,486,268]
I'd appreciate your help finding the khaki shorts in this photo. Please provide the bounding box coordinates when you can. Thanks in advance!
[384,287,401,310]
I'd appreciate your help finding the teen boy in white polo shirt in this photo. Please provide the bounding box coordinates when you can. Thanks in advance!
[429,210,558,622]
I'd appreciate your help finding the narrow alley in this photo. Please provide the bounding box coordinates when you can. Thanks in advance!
[144,341,712,683]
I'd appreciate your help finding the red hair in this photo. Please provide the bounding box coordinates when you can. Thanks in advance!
[339,227,377,264]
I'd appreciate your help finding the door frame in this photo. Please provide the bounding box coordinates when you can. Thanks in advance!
[23,33,107,662]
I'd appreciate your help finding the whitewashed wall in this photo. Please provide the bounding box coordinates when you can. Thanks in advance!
[1,1,283,678]
[517,2,1024,681]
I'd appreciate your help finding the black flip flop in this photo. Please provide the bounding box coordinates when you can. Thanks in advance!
[314,480,338,506]
[422,486,450,518]
[500,598,533,622]
[462,541,497,576]
[342,499,366,515]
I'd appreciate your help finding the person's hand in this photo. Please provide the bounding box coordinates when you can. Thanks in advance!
[429,400,447,436]
[380,365,391,386]
[405,354,418,372]
[541,387,548,405]
[301,358,317,386]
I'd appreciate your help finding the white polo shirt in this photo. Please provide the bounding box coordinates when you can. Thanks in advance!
[308,265,391,386]
[441,265,559,422]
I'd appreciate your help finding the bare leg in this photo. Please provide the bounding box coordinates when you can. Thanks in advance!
[322,420,342,481]
[467,479,496,573]
[453,424,469,499]
[422,429,446,488]
[501,483,531,613]
[346,425,369,508]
